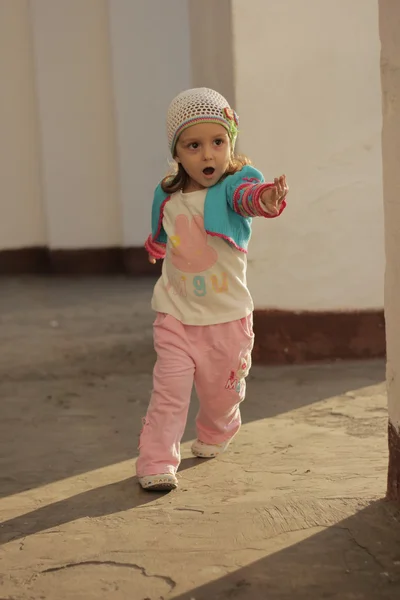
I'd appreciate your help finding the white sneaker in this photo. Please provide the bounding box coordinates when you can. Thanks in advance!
[138,473,178,491]
[191,439,231,458]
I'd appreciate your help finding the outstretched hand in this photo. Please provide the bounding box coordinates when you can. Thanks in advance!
[261,175,289,216]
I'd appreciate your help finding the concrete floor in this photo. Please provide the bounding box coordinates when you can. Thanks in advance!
[0,277,399,599]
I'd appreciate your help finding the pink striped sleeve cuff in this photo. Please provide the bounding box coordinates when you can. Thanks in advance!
[233,181,286,218]
[144,234,166,260]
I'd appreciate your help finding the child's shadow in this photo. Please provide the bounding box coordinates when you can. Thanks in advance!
[0,458,200,547]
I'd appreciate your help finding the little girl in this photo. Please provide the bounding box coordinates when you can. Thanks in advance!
[137,88,288,491]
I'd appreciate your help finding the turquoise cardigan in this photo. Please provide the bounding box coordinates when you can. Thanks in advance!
[150,165,265,253]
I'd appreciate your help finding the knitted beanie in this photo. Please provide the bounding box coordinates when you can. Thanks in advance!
[167,87,239,155]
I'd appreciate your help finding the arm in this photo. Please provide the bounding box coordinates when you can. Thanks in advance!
[229,167,288,219]
[259,175,288,218]
[145,235,166,264]
[145,184,169,264]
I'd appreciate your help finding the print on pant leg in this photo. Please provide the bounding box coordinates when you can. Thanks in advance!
[225,349,252,399]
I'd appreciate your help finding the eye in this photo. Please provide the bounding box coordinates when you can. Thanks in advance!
[188,142,199,149]
[214,138,224,146]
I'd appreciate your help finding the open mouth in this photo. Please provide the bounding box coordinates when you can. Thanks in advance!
[203,167,215,176]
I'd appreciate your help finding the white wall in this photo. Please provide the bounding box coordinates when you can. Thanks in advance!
[232,0,384,310]
[0,0,45,249]
[29,0,121,249]
[108,0,191,247]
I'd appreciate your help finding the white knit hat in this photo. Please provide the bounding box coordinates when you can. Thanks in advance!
[167,87,239,155]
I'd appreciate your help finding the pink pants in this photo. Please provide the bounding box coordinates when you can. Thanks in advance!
[136,312,254,477]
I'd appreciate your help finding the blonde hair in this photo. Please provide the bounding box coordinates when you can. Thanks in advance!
[161,154,252,195]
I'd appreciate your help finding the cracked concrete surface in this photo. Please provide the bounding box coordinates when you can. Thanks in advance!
[0,277,400,599]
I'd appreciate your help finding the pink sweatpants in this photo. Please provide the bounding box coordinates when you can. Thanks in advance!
[136,312,254,477]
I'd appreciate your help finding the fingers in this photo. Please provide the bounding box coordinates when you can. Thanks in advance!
[274,176,284,198]
[148,254,156,264]
[274,175,289,201]
[267,186,279,215]
[280,174,288,196]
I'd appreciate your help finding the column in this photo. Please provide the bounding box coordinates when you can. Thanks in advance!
[230,0,384,363]
[0,0,45,256]
[29,0,121,253]
[108,0,191,249]
[188,0,235,105]
[379,0,400,502]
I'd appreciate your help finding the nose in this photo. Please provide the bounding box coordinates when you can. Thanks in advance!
[202,143,213,161]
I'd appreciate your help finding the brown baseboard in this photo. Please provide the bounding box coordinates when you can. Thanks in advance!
[123,248,162,277]
[0,246,161,276]
[253,309,386,364]
[0,247,386,364]
[50,248,123,275]
[387,421,400,502]
[0,247,50,274]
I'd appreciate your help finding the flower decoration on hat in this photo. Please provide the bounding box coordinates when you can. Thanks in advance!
[224,107,239,126]
[223,107,239,144]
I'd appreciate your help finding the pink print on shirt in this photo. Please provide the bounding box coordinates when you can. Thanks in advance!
[170,214,218,273]
[167,214,229,299]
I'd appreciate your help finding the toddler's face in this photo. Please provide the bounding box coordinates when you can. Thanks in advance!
[175,123,231,192]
